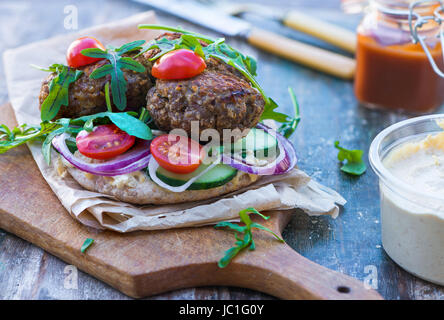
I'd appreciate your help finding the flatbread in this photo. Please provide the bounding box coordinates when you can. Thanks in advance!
[61,156,260,205]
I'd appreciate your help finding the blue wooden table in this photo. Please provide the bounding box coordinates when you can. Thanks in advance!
[0,0,442,299]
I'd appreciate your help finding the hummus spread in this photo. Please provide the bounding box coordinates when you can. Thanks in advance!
[382,125,444,285]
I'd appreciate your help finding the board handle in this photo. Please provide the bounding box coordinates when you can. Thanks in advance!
[233,242,382,300]
[282,10,357,54]
[246,27,356,80]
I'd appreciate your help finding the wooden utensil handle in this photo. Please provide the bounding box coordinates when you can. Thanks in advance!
[282,10,357,54]
[246,27,356,80]
[233,243,382,300]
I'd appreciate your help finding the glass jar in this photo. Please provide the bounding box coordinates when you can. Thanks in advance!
[354,0,444,113]
[369,114,444,285]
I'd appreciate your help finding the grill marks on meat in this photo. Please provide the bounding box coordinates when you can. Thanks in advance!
[38,53,153,119]
[38,32,265,139]
[146,55,265,138]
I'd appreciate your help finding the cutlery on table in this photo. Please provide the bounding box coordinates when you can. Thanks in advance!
[200,0,357,54]
[133,0,356,79]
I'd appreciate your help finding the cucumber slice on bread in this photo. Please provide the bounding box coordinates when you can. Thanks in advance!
[155,164,237,190]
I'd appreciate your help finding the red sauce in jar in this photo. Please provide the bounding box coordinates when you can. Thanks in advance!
[355,33,444,113]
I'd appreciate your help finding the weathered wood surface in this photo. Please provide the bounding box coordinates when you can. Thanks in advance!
[0,101,383,300]
[0,0,442,300]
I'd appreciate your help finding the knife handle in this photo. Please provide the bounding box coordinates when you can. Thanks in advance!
[246,27,356,80]
[282,11,357,54]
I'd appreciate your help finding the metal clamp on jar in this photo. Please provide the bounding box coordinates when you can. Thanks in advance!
[354,0,444,113]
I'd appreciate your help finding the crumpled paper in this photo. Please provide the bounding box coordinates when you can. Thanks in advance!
[3,11,346,232]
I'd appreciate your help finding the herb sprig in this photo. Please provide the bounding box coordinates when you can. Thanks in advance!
[334,141,367,176]
[0,122,57,153]
[0,111,152,165]
[215,208,284,268]
[138,25,298,137]
[277,87,301,138]
[33,64,83,122]
[81,40,146,111]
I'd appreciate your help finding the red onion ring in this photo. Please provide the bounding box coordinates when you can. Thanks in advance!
[221,123,297,175]
[52,133,152,176]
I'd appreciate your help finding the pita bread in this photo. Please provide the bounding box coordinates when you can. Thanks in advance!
[61,156,260,205]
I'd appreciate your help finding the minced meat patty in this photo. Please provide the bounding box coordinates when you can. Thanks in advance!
[145,56,265,140]
[39,52,153,119]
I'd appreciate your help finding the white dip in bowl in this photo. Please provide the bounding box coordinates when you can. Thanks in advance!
[370,115,444,285]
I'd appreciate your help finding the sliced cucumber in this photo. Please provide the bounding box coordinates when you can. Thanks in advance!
[231,128,278,158]
[155,164,237,190]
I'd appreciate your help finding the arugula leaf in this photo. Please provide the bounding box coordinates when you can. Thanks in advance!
[1,108,152,165]
[138,24,214,44]
[70,112,152,140]
[277,87,301,138]
[81,40,146,111]
[38,64,83,121]
[215,207,284,268]
[42,126,68,164]
[0,122,60,154]
[334,141,367,176]
[81,238,94,253]
[138,25,300,136]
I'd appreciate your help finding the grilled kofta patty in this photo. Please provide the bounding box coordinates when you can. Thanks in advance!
[38,53,154,119]
[144,33,265,139]
[146,58,265,139]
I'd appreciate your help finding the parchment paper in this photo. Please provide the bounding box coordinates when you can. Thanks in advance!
[3,11,346,232]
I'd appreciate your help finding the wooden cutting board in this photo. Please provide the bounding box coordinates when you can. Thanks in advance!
[0,103,382,299]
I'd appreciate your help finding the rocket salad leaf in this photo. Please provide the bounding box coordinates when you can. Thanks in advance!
[0,110,152,165]
[81,40,146,111]
[0,122,57,153]
[278,87,301,138]
[35,64,83,121]
[334,141,367,176]
[138,25,298,136]
[215,207,284,268]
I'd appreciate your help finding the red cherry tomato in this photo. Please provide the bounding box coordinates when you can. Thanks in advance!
[76,124,136,160]
[150,134,202,174]
[151,49,206,80]
[66,36,105,68]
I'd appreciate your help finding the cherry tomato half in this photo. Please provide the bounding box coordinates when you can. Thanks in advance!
[66,36,105,68]
[151,49,206,80]
[150,134,202,174]
[76,124,136,160]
